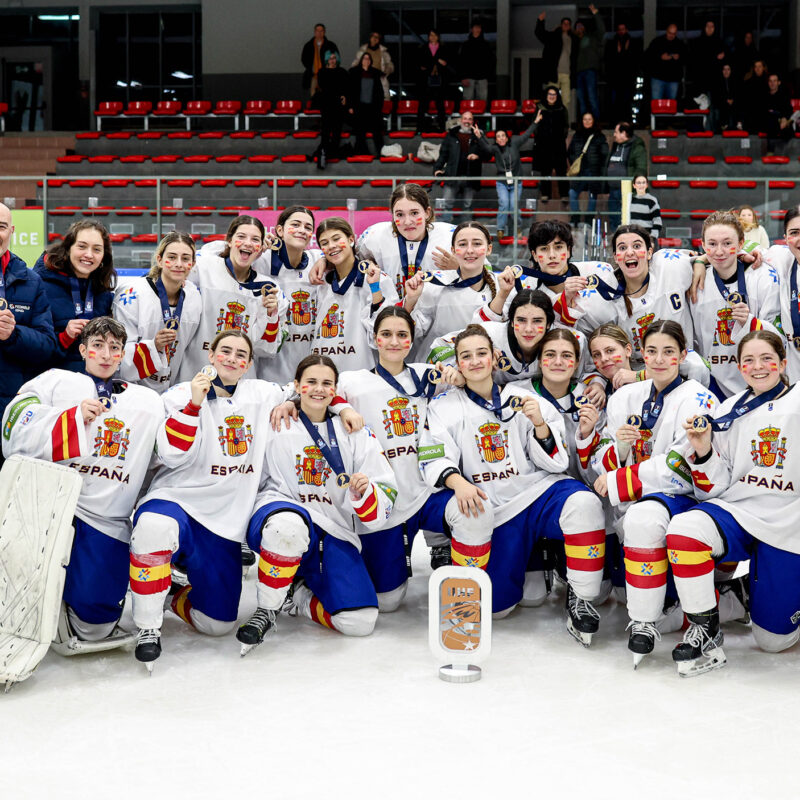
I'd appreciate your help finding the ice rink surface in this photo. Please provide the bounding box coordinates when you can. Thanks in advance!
[2,537,798,800]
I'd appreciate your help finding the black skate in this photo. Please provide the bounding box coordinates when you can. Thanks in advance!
[236,608,277,656]
[626,620,661,669]
[565,585,600,647]
[135,628,162,675]
[718,574,750,624]
[430,545,451,571]
[241,542,256,575]
[672,609,726,677]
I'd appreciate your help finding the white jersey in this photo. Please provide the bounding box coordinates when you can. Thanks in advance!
[2,370,163,542]
[688,384,800,554]
[179,254,286,382]
[764,245,800,383]
[419,384,569,526]
[356,220,454,300]
[593,378,716,508]
[691,262,781,397]
[255,415,397,548]
[337,364,445,526]
[140,379,291,543]
[311,267,398,371]
[112,277,202,394]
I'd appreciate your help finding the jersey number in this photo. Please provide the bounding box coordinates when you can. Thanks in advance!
[669,293,682,311]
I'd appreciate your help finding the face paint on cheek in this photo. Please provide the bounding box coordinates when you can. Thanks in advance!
[643,354,652,363]
[740,363,753,374]
[300,385,309,394]
[215,354,226,364]
[769,362,779,371]
[416,218,424,226]
[87,350,97,358]
[238,360,247,369]
[614,253,626,264]
[541,358,551,367]
[113,353,122,361]
[565,359,575,368]
[613,354,623,363]
[454,247,465,255]
[402,340,411,349]
[233,240,241,249]
[670,357,678,365]
[729,247,737,254]
[560,253,567,260]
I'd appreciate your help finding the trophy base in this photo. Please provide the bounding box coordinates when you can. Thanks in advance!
[439,664,481,683]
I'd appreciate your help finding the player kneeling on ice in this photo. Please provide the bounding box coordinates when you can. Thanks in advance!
[665,331,800,676]
[1,316,163,655]
[418,324,606,646]
[239,355,397,653]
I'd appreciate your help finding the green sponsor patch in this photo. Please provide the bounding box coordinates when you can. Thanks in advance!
[375,481,397,504]
[3,396,40,441]
[427,345,454,365]
[666,449,692,484]
[417,444,445,462]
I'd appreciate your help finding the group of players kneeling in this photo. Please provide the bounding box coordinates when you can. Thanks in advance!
[3,200,800,685]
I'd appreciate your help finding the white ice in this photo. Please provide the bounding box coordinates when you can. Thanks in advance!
[2,537,799,800]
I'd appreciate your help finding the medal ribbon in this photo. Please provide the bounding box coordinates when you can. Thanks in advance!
[330,264,366,295]
[698,383,786,432]
[153,277,185,327]
[70,277,95,319]
[373,363,438,399]
[224,257,277,297]
[397,234,429,280]
[464,383,519,422]
[788,259,800,345]
[298,410,347,477]
[712,259,748,304]
[206,376,238,400]
[640,374,683,430]
[534,380,580,421]
[269,245,309,276]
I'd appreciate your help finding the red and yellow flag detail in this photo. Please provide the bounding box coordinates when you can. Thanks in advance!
[258,549,300,589]
[552,291,577,326]
[51,406,81,462]
[170,585,195,627]
[133,342,158,378]
[129,550,172,595]
[749,318,763,332]
[165,417,197,451]
[262,319,279,342]
[564,529,605,571]
[451,538,491,570]
[624,546,668,589]
[665,534,714,579]
[310,596,334,629]
[354,487,379,523]
[691,469,714,493]
[578,431,601,469]
[614,464,643,503]
[601,446,619,472]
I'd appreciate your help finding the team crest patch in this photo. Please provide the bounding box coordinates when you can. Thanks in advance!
[118,286,138,306]
[290,289,316,326]
[751,427,787,469]
[93,417,131,460]
[217,415,252,457]
[296,445,332,486]
[320,303,344,338]
[475,422,509,464]
[382,396,419,439]
[714,307,735,347]
[632,312,655,352]
[632,428,653,463]
[217,301,250,334]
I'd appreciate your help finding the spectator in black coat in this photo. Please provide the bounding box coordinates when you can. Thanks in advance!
[458,21,494,102]
[764,73,793,153]
[734,31,761,80]
[605,21,642,123]
[710,63,739,132]
[315,50,349,167]
[535,13,576,114]
[531,86,569,202]
[567,112,609,225]
[645,23,686,100]
[348,52,385,155]
[301,23,338,96]
[415,30,450,133]
[739,59,769,133]
[433,110,485,222]
[690,20,727,95]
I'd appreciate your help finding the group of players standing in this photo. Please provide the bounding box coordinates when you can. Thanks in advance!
[3,182,800,679]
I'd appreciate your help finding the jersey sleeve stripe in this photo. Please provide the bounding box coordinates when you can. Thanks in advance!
[614,464,642,503]
[133,343,158,379]
[165,418,197,450]
[354,487,379,522]
[51,407,80,461]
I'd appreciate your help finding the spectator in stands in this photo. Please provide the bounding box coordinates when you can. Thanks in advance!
[535,13,576,117]
[478,109,541,238]
[0,202,56,442]
[737,205,770,249]
[34,219,116,373]
[315,50,349,169]
[734,31,761,80]
[302,23,338,98]
[710,63,739,132]
[739,58,769,132]
[433,110,484,222]
[605,21,642,123]
[531,85,569,203]
[690,20,727,96]
[415,29,450,134]
[764,73,793,153]
[645,23,686,101]
[605,121,647,228]
[348,52,385,155]
[351,31,394,101]
[458,20,494,102]
[629,175,662,243]
[567,111,608,226]
[574,4,605,120]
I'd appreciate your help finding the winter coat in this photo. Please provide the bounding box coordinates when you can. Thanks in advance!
[575,14,606,73]
[458,33,495,80]
[534,19,578,85]
[316,66,350,114]
[301,36,339,88]
[348,66,385,112]
[645,34,686,83]
[567,128,609,177]
[478,119,538,176]
[433,126,483,178]
[605,134,647,178]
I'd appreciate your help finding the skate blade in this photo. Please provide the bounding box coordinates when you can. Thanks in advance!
[566,619,593,648]
[677,647,726,677]
[632,652,646,670]
[144,662,155,676]
[239,642,260,658]
[4,681,14,694]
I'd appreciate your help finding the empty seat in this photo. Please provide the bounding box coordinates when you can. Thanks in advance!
[658,238,682,248]
[661,209,682,219]
[762,155,790,165]
[302,179,330,187]
[230,130,257,139]
[490,99,518,115]
[336,180,365,187]
[371,179,394,187]
[201,179,230,187]
[106,132,131,140]
[273,100,302,115]
[727,180,757,189]
[388,130,414,139]
[186,206,216,215]
[690,208,716,219]
[137,131,162,140]
[380,156,406,163]
[76,132,101,140]
[213,100,241,116]
[215,155,243,163]
[183,155,211,163]
[88,155,116,163]
[687,155,715,164]
[347,155,374,163]
[198,131,225,139]
[294,131,319,139]
[652,155,679,164]
[396,100,419,115]
[124,101,152,116]
[722,130,748,137]
[152,101,182,116]
[651,180,680,189]
[221,206,251,215]
[686,131,714,138]
[118,206,148,216]
[382,99,393,115]
[234,179,265,187]
[724,156,752,164]
[184,101,212,116]
[302,101,321,116]
[131,234,159,244]
[120,155,147,163]
[651,99,677,114]
[134,179,157,187]
[689,181,718,189]
[50,206,81,216]
[261,131,287,139]
[243,100,271,120]
[281,154,306,163]
[651,130,678,138]
[459,100,486,115]
[57,155,84,163]
[152,155,179,163]
[69,180,97,188]
[277,179,297,187]
[94,102,122,130]
[167,131,193,139]
[167,179,196,187]
[249,155,277,163]
[102,180,130,188]
[769,180,796,189]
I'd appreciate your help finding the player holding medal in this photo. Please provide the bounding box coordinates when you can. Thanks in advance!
[239,355,397,652]
[113,232,201,394]
[663,330,800,675]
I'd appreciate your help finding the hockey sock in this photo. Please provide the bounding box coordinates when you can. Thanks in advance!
[665,534,715,614]
[624,546,668,622]
[130,550,172,629]
[308,595,335,630]
[563,528,605,598]
[450,538,491,570]
[257,549,301,609]
[170,585,195,628]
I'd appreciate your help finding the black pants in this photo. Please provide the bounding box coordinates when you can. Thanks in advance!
[353,104,384,154]
[532,144,567,199]
[416,84,446,130]
[320,109,344,156]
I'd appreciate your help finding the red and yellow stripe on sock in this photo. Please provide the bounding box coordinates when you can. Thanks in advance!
[577,431,601,470]
[564,529,606,572]
[170,585,195,627]
[51,407,81,461]
[613,464,643,503]
[133,342,158,379]
[129,550,172,595]
[309,596,334,629]
[665,534,714,579]
[451,538,491,570]
[258,549,300,589]
[354,486,379,523]
[624,546,668,589]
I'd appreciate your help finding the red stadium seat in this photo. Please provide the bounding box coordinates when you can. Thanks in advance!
[50,206,81,216]
[427,100,454,115]
[57,155,84,163]
[769,181,796,189]
[137,131,162,140]
[212,100,241,130]
[371,179,394,187]
[186,206,216,216]
[183,155,211,163]
[301,180,330,187]
[686,131,713,138]
[94,102,122,130]
[117,206,149,216]
[85,208,113,217]
[69,180,97,188]
[152,155,179,163]
[490,100,517,115]
[651,155,679,164]
[459,100,486,115]
[294,131,319,139]
[347,155,374,163]
[102,180,130,188]
[336,180,365,187]
[201,179,230,187]
[215,155,244,163]
[152,101,182,116]
[88,155,116,163]
[727,180,757,189]
[243,100,271,130]
[281,154,306,162]
[274,100,302,115]
[363,206,389,211]
[76,131,101,140]
[382,100,393,115]
[689,181,718,189]
[120,155,147,163]
[722,130,748,137]
[234,179,265,187]
[522,180,539,188]
[762,155,790,165]
[277,179,297,187]
[724,156,752,164]
[790,99,800,112]
[184,100,212,116]
[651,180,680,189]
[380,156,406,163]
[198,131,225,139]
[650,129,678,138]
[421,132,445,138]
[248,154,277,164]
[48,233,64,242]
[124,101,151,117]
[261,131,287,139]
[167,131,193,139]
[131,234,159,244]
[135,179,157,187]
[658,238,682,248]
[661,209,681,220]
[302,101,321,117]
[230,130,257,139]
[521,99,539,114]
[651,99,677,114]
[396,100,418,115]
[389,130,414,139]
[221,206,251,215]
[167,179,196,187]
[690,208,716,219]
[105,132,131,140]
[109,234,130,243]
[687,155,715,164]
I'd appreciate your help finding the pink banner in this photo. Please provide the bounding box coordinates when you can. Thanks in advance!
[252,209,390,249]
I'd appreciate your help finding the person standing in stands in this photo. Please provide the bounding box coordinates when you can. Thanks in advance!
[644,23,686,101]
[351,31,394,101]
[535,13,576,119]
[567,112,609,227]
[690,20,727,96]
[573,4,605,121]
[348,52,385,156]
[433,110,485,222]
[531,86,569,204]
[763,73,792,154]
[302,23,338,98]
[628,175,662,244]
[415,29,450,134]
[315,50,349,169]
[605,121,647,228]
[605,21,641,123]
[458,20,494,102]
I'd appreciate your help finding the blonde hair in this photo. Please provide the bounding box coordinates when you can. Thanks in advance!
[702,210,744,242]
[737,205,760,233]
[148,231,196,280]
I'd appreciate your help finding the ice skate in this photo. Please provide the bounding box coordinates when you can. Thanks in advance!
[135,628,162,675]
[236,608,277,657]
[718,574,750,624]
[430,545,451,571]
[672,609,726,677]
[565,585,599,648]
[241,542,256,577]
[626,620,661,669]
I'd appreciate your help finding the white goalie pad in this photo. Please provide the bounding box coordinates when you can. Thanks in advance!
[0,455,82,689]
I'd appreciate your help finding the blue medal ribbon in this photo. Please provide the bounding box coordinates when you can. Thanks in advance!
[298,410,347,479]
[516,262,579,288]
[206,375,238,400]
[373,363,438,399]
[788,259,800,349]
[329,264,366,295]
[533,380,580,421]
[637,374,683,430]
[397,234,429,281]
[83,364,116,410]
[224,257,277,298]
[269,245,309,276]
[421,269,484,289]
[152,277,184,330]
[464,383,521,422]
[694,383,786,432]
[70,277,95,319]
[712,259,748,305]
[0,267,7,310]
